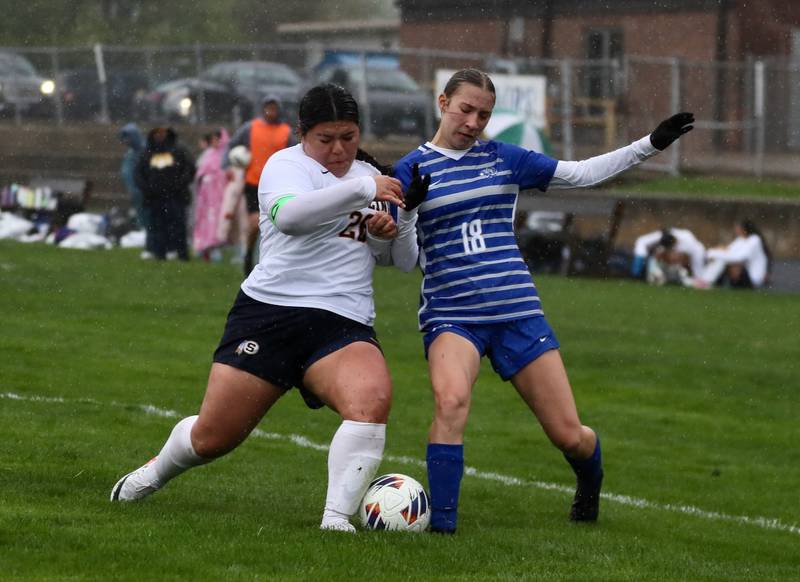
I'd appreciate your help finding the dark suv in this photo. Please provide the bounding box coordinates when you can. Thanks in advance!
[0,51,55,116]
[313,63,432,139]
[146,61,302,123]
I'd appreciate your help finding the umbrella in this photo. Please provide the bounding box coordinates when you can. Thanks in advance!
[484,108,553,156]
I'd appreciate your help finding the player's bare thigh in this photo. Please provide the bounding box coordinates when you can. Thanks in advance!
[191,362,285,458]
[303,341,392,423]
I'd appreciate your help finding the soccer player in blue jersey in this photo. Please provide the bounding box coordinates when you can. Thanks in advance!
[393,68,694,533]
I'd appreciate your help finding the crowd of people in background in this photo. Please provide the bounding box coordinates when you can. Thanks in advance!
[631,220,772,290]
[117,95,294,274]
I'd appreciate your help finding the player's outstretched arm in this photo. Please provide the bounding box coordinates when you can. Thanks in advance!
[548,111,695,190]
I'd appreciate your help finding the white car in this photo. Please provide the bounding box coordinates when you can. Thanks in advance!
[0,51,55,115]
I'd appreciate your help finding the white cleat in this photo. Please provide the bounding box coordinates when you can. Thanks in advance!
[319,519,357,533]
[110,457,161,502]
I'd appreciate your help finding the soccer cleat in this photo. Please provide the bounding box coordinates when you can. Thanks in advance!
[569,470,603,522]
[430,526,455,535]
[319,519,357,533]
[110,457,161,502]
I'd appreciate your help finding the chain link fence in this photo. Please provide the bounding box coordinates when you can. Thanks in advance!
[2,42,799,176]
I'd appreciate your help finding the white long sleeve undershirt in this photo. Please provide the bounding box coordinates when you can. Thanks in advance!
[367,208,419,272]
[270,176,376,235]
[549,135,659,189]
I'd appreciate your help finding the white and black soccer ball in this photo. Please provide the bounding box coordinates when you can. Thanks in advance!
[228,145,251,168]
[359,473,431,532]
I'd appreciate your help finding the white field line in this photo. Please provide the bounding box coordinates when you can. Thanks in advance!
[4,391,799,537]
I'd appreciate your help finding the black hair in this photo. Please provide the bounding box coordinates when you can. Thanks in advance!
[740,218,772,270]
[298,83,360,136]
[659,230,677,250]
[297,83,390,175]
[443,68,496,100]
[355,148,392,176]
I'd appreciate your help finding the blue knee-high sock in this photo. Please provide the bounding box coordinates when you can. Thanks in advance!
[426,443,464,532]
[564,435,603,485]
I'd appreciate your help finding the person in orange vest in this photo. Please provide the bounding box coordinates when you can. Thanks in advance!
[223,94,296,275]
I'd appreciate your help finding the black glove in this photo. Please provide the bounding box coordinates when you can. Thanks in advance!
[403,163,431,211]
[650,112,695,150]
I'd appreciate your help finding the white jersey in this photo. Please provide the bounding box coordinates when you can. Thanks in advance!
[241,144,389,326]
[706,234,769,287]
[634,228,706,276]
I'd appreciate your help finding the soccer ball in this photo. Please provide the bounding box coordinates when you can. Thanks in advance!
[228,145,251,168]
[359,473,431,532]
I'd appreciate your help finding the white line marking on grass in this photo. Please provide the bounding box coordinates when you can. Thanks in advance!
[4,391,799,537]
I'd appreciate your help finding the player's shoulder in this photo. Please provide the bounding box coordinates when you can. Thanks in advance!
[485,139,524,157]
[352,158,382,177]
[396,144,435,168]
[266,144,306,167]
[262,144,315,179]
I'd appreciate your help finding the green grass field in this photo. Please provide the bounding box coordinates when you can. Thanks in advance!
[1,241,799,580]
[611,173,800,201]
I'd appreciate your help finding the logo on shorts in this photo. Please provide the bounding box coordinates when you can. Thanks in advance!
[538,336,548,343]
[235,340,260,356]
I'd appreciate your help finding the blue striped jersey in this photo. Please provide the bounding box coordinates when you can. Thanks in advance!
[394,140,557,330]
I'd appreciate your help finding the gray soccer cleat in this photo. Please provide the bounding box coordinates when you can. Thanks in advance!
[319,519,357,533]
[110,458,162,502]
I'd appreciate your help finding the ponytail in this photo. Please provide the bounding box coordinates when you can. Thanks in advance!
[356,148,392,175]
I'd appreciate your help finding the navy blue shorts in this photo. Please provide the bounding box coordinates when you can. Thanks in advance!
[422,316,560,381]
[213,290,380,407]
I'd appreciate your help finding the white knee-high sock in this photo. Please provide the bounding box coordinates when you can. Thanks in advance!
[149,415,209,487]
[322,420,385,523]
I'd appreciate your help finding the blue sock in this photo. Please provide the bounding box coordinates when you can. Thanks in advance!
[426,443,464,532]
[564,435,603,485]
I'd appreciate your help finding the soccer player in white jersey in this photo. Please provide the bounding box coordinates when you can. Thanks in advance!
[110,84,427,533]
[393,68,694,533]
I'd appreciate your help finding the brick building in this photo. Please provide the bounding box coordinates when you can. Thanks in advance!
[396,0,800,62]
[396,0,800,152]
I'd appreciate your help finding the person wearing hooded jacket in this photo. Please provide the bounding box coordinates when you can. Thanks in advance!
[223,95,296,275]
[135,127,196,261]
[119,123,154,258]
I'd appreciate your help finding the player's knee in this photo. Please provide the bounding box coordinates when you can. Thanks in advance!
[434,390,470,420]
[548,425,583,455]
[190,424,236,459]
[338,386,392,423]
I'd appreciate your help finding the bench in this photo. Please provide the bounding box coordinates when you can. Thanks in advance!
[516,191,625,277]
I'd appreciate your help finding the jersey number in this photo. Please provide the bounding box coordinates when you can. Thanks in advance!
[461,219,486,255]
[338,211,369,242]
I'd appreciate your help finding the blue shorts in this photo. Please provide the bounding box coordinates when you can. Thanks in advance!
[422,316,560,381]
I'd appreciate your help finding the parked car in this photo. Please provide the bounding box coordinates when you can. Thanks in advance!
[0,51,55,117]
[57,68,152,121]
[312,59,432,139]
[144,60,302,124]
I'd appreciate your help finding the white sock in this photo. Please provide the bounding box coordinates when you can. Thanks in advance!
[148,415,209,487]
[321,420,385,525]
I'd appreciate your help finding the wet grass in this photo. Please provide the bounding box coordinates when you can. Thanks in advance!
[610,173,800,200]
[1,241,799,580]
